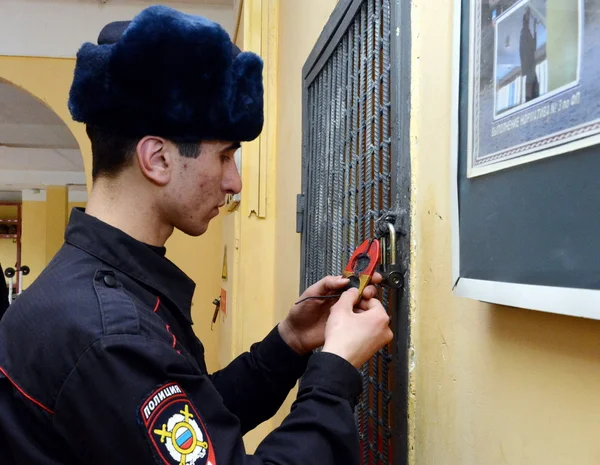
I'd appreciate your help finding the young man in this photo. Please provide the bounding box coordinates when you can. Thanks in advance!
[0,6,393,465]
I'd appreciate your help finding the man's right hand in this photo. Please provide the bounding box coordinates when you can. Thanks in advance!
[322,288,394,369]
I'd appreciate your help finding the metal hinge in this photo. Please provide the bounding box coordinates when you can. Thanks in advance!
[296,194,306,233]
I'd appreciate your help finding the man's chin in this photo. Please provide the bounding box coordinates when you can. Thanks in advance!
[177,221,209,237]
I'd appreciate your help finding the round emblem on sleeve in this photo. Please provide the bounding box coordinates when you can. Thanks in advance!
[140,383,217,465]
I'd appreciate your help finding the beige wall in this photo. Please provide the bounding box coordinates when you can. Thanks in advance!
[218,0,340,450]
[45,186,68,263]
[219,0,282,450]
[21,200,47,286]
[1,0,235,59]
[20,200,84,288]
[410,1,600,464]
[271,0,339,426]
[0,239,17,272]
[0,206,18,273]
[166,223,223,374]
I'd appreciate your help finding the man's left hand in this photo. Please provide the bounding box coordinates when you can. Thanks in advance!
[278,273,383,355]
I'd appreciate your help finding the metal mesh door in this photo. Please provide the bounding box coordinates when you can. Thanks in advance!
[301,1,394,463]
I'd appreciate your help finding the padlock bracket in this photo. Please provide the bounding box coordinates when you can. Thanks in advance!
[377,213,405,290]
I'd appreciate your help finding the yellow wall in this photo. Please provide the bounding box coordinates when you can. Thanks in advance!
[20,199,83,288]
[166,222,223,374]
[21,201,47,286]
[0,57,223,365]
[20,200,84,288]
[219,212,239,371]
[0,206,19,286]
[218,0,344,450]
[271,0,338,425]
[410,1,600,464]
[0,239,17,272]
[45,186,68,263]
[0,57,93,285]
[0,57,93,187]
[218,0,340,450]
[219,0,281,449]
[0,206,18,218]
[69,201,87,211]
[219,0,246,388]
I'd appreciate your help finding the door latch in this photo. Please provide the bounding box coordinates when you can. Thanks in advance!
[377,217,404,290]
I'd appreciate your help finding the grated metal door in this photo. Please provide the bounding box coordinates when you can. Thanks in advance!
[299,1,410,464]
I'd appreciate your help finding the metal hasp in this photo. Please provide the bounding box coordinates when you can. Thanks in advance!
[377,214,405,290]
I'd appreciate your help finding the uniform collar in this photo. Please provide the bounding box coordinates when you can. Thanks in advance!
[65,208,196,324]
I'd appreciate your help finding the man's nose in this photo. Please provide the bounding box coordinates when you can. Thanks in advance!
[223,160,242,195]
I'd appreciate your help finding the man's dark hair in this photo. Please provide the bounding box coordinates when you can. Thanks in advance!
[86,125,202,179]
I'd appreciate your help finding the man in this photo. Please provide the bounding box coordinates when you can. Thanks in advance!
[0,6,393,465]
[520,6,540,102]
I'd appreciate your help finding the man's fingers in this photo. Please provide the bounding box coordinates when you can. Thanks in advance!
[300,276,349,302]
[357,297,383,311]
[370,272,383,285]
[363,297,382,310]
[361,283,379,300]
[322,275,350,292]
[308,275,350,295]
[357,299,370,311]
[332,288,359,311]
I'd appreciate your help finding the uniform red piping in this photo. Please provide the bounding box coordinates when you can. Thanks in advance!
[165,324,177,349]
[0,366,54,414]
[153,296,161,313]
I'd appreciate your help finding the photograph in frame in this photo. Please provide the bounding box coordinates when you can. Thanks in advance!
[467,0,600,177]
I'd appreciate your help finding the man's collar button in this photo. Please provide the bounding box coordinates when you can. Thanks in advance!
[103,275,118,288]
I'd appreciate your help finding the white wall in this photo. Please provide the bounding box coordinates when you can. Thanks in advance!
[0,0,235,59]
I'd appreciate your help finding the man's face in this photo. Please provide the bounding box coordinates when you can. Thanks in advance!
[166,140,242,236]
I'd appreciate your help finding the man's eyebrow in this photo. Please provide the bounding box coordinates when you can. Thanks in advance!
[221,142,241,153]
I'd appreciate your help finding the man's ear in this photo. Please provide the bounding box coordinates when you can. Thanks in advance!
[135,136,173,186]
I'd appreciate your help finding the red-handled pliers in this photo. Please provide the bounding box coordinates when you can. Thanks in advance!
[342,239,381,301]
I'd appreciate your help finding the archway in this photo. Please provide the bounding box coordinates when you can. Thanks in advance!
[0,74,87,298]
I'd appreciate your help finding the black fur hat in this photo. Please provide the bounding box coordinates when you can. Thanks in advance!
[68,5,264,142]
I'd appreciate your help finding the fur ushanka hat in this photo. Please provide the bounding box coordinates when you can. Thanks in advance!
[68,5,264,142]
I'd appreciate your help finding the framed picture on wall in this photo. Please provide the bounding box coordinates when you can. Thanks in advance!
[466,0,600,178]
[451,0,600,320]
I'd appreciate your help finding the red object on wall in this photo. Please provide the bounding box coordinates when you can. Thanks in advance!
[220,288,227,315]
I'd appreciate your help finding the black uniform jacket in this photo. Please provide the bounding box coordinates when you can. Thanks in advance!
[0,208,363,465]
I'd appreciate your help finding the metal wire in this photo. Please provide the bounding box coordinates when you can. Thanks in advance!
[303,1,393,463]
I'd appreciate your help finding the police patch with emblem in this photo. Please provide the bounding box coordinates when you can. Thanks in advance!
[140,383,217,465]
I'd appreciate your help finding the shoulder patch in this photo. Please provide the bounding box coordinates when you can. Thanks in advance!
[140,383,217,465]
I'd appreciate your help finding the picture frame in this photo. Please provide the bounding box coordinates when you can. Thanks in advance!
[465,0,600,178]
[451,0,600,320]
